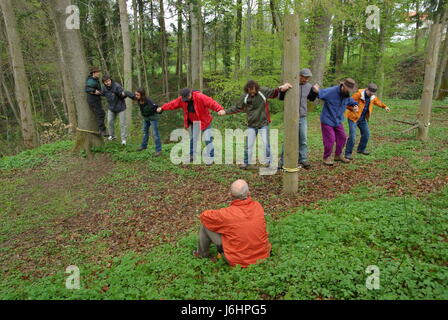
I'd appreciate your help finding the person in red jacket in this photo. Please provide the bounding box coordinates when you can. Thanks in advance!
[157,88,225,164]
[194,179,272,268]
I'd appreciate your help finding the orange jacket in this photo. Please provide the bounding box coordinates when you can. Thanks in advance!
[200,197,272,268]
[345,89,389,122]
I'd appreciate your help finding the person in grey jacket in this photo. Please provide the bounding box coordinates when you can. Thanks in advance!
[102,75,128,145]
[279,68,319,169]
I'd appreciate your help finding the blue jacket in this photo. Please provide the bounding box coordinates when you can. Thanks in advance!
[318,85,357,127]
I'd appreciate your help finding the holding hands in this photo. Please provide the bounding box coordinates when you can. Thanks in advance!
[312,83,320,93]
[156,107,163,113]
[279,83,293,92]
[218,110,226,116]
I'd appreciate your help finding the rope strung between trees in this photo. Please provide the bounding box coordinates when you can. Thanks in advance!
[283,167,300,173]
[76,127,101,135]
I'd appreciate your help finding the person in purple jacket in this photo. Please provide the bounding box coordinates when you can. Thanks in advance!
[314,78,359,166]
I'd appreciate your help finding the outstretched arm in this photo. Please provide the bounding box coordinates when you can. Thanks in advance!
[158,97,182,113]
[374,97,390,112]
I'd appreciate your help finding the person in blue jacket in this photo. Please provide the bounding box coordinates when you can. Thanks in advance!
[314,78,359,166]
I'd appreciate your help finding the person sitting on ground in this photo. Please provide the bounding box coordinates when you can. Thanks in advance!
[194,179,272,268]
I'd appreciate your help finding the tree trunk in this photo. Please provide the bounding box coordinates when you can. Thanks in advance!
[417,18,443,141]
[190,0,203,90]
[0,71,21,124]
[282,13,300,195]
[48,0,103,157]
[269,0,281,33]
[132,0,142,89]
[159,0,169,99]
[137,0,149,93]
[1,0,37,148]
[245,0,252,71]
[53,17,77,134]
[176,0,183,90]
[118,0,133,131]
[414,0,421,53]
[308,5,331,86]
[234,0,243,77]
[434,23,448,99]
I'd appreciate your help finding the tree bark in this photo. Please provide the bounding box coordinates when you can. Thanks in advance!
[118,0,133,130]
[1,0,37,148]
[282,13,300,194]
[434,23,448,99]
[190,0,203,90]
[48,0,103,157]
[176,0,183,90]
[308,5,332,86]
[417,18,443,141]
[53,17,77,134]
[245,0,252,71]
[159,0,169,99]
[132,0,142,89]
[234,0,243,76]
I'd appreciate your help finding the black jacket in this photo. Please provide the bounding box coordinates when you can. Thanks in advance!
[125,91,159,120]
[102,81,127,113]
[85,76,102,104]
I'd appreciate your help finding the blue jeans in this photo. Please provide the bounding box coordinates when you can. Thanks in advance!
[345,118,370,156]
[280,116,308,164]
[141,119,162,152]
[244,126,271,165]
[189,123,214,160]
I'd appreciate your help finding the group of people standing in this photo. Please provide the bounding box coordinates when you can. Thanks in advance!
[85,66,391,269]
[85,66,390,169]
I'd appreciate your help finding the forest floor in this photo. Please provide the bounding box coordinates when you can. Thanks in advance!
[0,99,447,299]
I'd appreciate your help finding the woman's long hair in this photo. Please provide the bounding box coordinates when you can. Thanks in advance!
[136,88,146,103]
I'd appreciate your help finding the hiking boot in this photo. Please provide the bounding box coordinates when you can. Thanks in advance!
[154,151,161,157]
[121,140,127,146]
[108,136,116,141]
[357,151,370,155]
[334,155,350,163]
[345,154,353,161]
[299,161,311,169]
[136,147,147,152]
[323,157,334,166]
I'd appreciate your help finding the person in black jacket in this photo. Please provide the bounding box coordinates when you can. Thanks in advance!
[85,67,107,136]
[126,88,162,155]
[102,75,128,146]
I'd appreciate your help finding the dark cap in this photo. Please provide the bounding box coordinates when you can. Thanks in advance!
[367,83,378,93]
[341,78,357,92]
[181,88,192,102]
[299,68,313,77]
[90,66,101,74]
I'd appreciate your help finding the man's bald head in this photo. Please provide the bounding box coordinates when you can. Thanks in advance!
[230,179,249,200]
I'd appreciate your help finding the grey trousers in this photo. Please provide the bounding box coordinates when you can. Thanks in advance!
[108,110,127,140]
[198,225,228,262]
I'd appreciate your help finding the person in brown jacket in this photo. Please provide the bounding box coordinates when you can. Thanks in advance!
[344,83,391,160]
